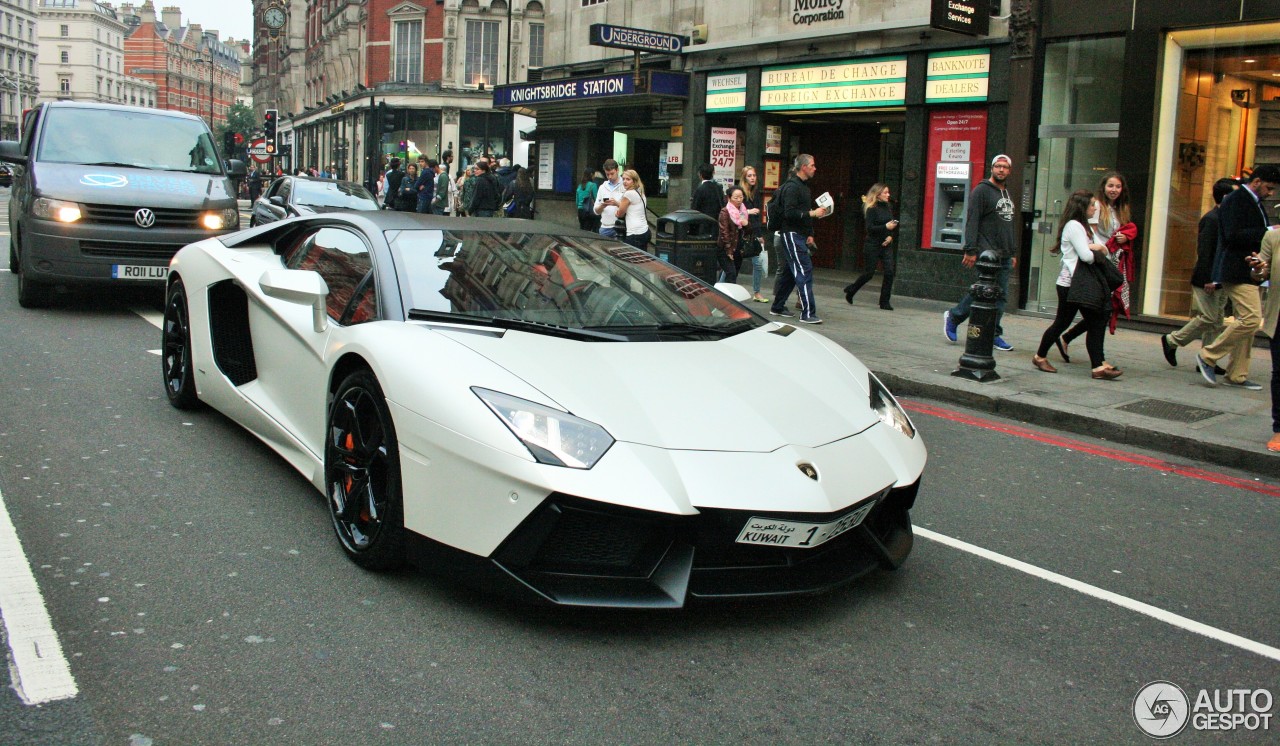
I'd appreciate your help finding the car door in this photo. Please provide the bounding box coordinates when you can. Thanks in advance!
[245,224,379,457]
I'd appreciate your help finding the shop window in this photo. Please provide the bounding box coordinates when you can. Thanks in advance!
[393,19,422,84]
[528,23,544,69]
[464,20,498,87]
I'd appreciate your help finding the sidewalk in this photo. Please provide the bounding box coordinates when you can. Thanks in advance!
[791,268,1279,479]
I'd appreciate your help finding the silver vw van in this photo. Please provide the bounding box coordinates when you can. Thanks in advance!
[1,101,246,307]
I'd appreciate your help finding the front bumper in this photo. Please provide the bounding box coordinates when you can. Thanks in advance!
[478,480,919,608]
[21,217,233,286]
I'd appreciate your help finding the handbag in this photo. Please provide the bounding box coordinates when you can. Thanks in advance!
[1097,254,1124,292]
[740,233,762,258]
[1065,261,1108,311]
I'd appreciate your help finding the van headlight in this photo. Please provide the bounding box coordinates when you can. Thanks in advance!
[33,197,83,223]
[200,208,240,230]
[474,388,614,469]
[869,373,915,439]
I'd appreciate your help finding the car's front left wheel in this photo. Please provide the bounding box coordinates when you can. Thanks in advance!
[325,370,406,571]
[161,279,200,409]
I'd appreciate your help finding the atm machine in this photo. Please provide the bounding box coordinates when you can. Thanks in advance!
[932,177,969,249]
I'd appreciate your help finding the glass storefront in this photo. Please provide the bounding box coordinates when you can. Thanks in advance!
[1149,24,1280,318]
[1027,37,1125,314]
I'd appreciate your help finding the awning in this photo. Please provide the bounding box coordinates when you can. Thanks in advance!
[492,70,689,118]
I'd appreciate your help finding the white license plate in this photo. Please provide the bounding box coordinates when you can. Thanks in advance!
[736,500,877,549]
[112,264,169,280]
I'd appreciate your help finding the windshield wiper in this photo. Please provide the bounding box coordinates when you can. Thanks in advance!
[606,321,747,339]
[82,161,159,169]
[408,309,628,342]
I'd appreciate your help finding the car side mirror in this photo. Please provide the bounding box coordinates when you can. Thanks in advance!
[259,269,329,333]
[0,140,27,165]
[714,282,751,303]
[269,195,285,207]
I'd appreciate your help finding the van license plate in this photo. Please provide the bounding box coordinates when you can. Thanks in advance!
[112,264,169,280]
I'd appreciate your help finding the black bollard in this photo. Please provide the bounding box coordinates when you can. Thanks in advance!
[952,249,1003,382]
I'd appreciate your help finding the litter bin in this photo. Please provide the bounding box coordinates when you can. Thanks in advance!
[653,209,719,284]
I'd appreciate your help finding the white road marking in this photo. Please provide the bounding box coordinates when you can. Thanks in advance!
[0,486,79,704]
[133,307,163,330]
[916,526,1280,663]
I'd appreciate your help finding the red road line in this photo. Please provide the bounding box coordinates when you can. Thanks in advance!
[901,399,1280,498]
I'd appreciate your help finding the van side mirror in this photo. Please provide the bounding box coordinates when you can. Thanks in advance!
[226,159,247,177]
[0,140,27,165]
[259,269,329,333]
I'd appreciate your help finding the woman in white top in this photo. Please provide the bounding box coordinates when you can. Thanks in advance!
[1059,171,1134,356]
[1033,189,1121,379]
[614,169,650,250]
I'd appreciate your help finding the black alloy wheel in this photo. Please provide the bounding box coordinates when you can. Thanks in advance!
[161,279,200,409]
[325,370,405,571]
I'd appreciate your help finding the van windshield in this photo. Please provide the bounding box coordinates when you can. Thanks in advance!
[37,107,224,175]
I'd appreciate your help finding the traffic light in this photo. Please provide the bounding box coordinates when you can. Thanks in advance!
[223,130,236,153]
[263,109,278,153]
[378,102,396,133]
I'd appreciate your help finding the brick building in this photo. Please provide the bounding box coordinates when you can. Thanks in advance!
[118,1,240,132]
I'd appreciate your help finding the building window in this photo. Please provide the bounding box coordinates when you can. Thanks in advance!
[528,23,544,69]
[60,51,69,64]
[60,24,69,37]
[581,0,606,6]
[464,20,498,87]
[59,77,70,93]
[392,19,422,83]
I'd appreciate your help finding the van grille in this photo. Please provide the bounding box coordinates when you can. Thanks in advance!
[80,241,184,260]
[81,204,204,228]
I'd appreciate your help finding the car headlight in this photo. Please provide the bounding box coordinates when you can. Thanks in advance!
[474,388,614,469]
[200,208,240,230]
[33,197,83,223]
[869,373,915,439]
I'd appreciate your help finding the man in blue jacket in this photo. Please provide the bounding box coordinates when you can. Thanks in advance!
[1196,164,1280,389]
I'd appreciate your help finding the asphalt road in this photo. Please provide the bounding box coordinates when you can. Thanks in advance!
[0,203,1277,745]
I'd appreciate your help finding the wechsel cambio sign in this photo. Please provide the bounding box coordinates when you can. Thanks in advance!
[761,58,906,110]
[925,49,990,103]
[589,24,686,54]
[706,72,747,112]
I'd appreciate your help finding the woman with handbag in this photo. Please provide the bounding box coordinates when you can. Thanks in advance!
[1032,190,1122,379]
[1058,171,1137,356]
[575,169,600,231]
[717,185,749,284]
[843,182,900,310]
[739,166,768,302]
[614,170,650,250]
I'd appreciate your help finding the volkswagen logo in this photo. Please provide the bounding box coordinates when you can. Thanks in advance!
[134,208,156,228]
[797,463,819,481]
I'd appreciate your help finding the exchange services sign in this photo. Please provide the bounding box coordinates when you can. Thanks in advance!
[930,0,990,36]
[589,24,686,54]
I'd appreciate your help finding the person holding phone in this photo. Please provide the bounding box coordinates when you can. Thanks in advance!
[844,183,900,310]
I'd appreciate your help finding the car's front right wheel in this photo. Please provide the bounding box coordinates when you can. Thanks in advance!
[161,278,200,409]
[325,370,406,571]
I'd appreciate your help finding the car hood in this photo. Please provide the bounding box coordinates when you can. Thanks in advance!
[33,162,234,207]
[445,325,878,452]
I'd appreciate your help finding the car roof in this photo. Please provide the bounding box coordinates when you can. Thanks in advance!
[40,100,205,124]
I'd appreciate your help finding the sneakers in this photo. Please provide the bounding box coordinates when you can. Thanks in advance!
[798,315,824,324]
[1224,379,1263,391]
[769,308,794,318]
[1195,354,1217,386]
[993,336,1014,352]
[752,295,770,303]
[943,311,958,343]
[1268,433,1280,453]
[1160,334,1178,367]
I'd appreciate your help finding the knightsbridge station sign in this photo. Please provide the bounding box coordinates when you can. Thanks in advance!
[589,24,687,54]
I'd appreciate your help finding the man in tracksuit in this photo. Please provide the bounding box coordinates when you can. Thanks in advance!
[769,154,830,324]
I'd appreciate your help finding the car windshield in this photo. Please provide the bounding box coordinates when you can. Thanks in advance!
[37,107,223,174]
[390,230,762,337]
[293,180,380,210]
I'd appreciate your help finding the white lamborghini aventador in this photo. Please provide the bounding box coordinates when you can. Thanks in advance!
[161,212,926,607]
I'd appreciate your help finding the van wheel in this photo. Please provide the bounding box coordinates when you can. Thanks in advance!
[17,267,50,308]
[7,237,15,274]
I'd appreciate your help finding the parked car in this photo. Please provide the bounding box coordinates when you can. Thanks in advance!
[161,213,926,608]
[0,101,245,308]
[249,176,379,227]
[0,164,12,187]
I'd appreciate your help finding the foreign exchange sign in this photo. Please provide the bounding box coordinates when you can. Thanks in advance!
[589,24,686,55]
[760,58,906,111]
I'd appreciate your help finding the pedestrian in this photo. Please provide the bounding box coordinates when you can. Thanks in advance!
[1194,164,1280,390]
[382,158,404,210]
[1059,171,1137,356]
[739,165,768,302]
[844,182,900,310]
[576,169,600,231]
[246,166,262,203]
[768,154,829,325]
[691,163,725,220]
[495,157,517,193]
[458,166,474,216]
[1160,177,1239,367]
[593,159,625,238]
[717,185,748,283]
[1031,190,1120,379]
[614,169,650,250]
[416,159,437,213]
[942,154,1018,350]
[467,159,502,217]
[502,166,536,219]
[431,161,451,215]
[394,163,419,212]
[1246,231,1280,451]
